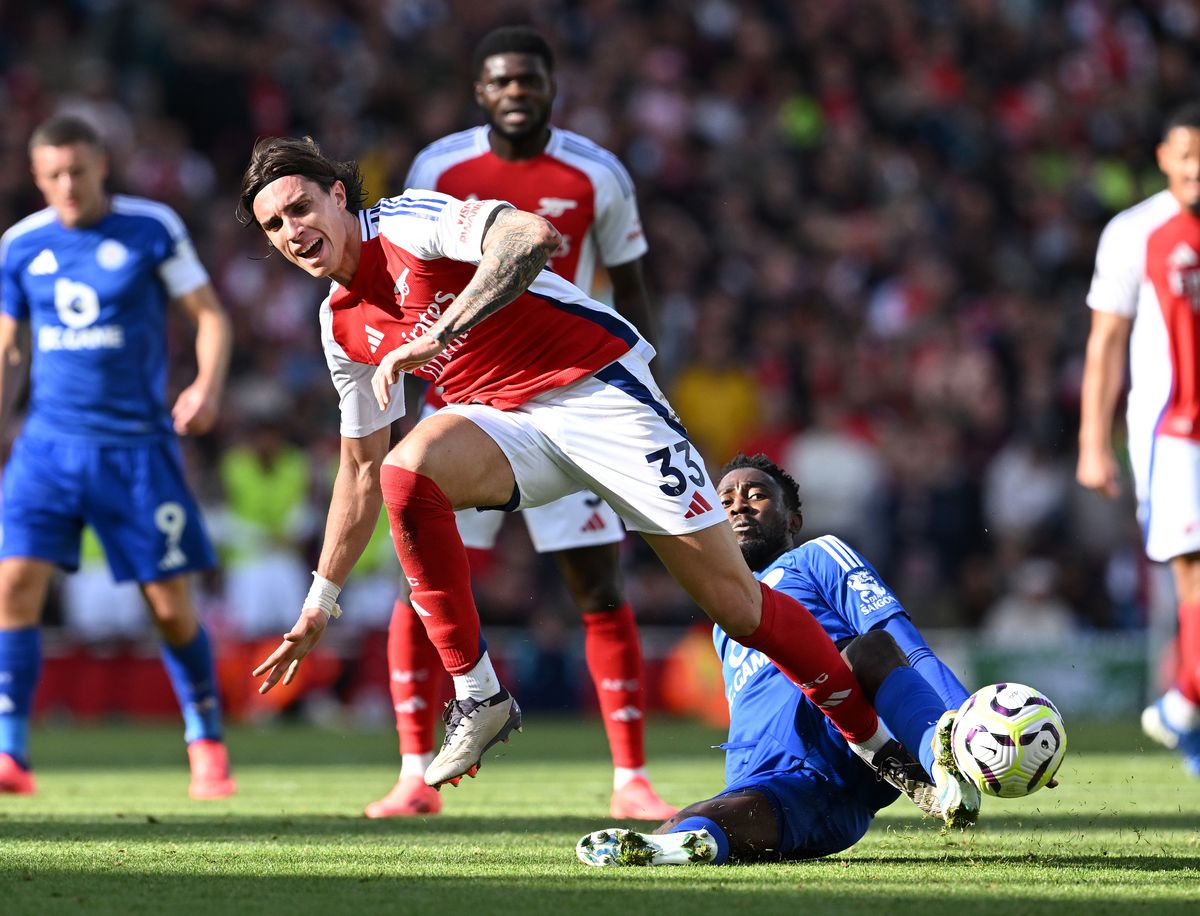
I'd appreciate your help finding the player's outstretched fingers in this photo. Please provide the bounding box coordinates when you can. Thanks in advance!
[252,640,298,693]
[283,657,302,686]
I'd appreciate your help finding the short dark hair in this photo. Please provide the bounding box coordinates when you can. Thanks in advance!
[237,136,365,226]
[1163,102,1200,139]
[471,25,554,78]
[720,453,803,515]
[28,115,102,155]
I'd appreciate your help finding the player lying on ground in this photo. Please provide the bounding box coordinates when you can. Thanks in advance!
[577,454,981,866]
[239,138,903,792]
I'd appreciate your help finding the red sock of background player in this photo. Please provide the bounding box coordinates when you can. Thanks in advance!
[738,582,885,750]
[387,598,442,776]
[1177,601,1200,706]
[380,466,499,702]
[582,604,646,773]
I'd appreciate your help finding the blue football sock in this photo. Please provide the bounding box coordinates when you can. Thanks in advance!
[672,816,731,864]
[160,625,222,744]
[874,666,947,778]
[0,626,41,769]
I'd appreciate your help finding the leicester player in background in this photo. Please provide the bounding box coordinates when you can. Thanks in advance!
[369,25,670,820]
[0,115,234,798]
[577,454,980,866]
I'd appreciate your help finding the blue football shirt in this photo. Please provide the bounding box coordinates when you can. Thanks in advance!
[714,534,910,789]
[0,195,208,442]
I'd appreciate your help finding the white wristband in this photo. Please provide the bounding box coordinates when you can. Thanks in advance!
[305,571,343,620]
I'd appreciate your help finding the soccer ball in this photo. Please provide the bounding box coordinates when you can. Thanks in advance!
[950,682,1066,798]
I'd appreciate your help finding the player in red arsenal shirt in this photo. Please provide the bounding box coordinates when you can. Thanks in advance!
[370,26,670,820]
[238,136,896,794]
[1078,102,1200,776]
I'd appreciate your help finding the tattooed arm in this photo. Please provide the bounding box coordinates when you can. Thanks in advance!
[370,207,561,409]
[426,207,561,345]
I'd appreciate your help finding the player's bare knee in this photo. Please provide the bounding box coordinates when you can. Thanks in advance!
[0,560,51,626]
[697,578,762,637]
[841,630,906,700]
[142,578,199,644]
[386,438,436,479]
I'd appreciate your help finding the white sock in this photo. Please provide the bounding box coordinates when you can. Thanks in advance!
[647,831,716,865]
[454,652,500,701]
[1162,687,1200,731]
[613,766,648,791]
[849,722,891,762]
[401,752,435,779]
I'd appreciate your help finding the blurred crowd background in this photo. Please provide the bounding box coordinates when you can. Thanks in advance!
[2,0,1198,717]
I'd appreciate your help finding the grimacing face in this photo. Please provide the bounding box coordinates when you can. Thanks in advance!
[718,467,796,572]
[1158,125,1200,214]
[251,174,354,282]
[31,141,109,228]
[475,52,554,142]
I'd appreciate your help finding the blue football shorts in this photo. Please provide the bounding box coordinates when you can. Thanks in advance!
[716,766,883,860]
[0,434,216,583]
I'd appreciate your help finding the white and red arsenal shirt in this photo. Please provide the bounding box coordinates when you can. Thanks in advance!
[319,191,651,438]
[404,126,647,292]
[1088,189,1200,445]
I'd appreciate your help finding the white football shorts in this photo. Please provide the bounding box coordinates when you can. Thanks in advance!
[454,491,624,553]
[441,351,724,537]
[1133,432,1200,562]
[417,386,625,553]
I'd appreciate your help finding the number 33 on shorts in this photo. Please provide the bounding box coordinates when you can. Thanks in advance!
[645,440,707,495]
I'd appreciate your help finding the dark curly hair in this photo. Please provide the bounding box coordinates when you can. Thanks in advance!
[720,453,803,516]
[471,25,555,78]
[237,136,365,226]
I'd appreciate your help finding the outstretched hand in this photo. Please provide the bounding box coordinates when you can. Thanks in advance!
[252,606,331,694]
[371,336,446,409]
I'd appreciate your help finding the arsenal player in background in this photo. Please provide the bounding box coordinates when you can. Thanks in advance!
[1078,102,1200,777]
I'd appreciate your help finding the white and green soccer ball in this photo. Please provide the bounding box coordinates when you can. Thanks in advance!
[950,682,1067,798]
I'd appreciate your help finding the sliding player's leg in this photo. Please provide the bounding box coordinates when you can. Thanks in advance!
[842,629,979,828]
[578,775,877,867]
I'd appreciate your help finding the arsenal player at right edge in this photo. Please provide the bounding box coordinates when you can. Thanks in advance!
[237,136,907,795]
[1078,102,1200,776]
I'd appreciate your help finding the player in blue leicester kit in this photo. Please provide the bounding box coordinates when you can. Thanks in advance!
[0,116,234,798]
[577,453,981,866]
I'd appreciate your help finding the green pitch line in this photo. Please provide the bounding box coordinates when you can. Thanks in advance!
[0,719,1196,916]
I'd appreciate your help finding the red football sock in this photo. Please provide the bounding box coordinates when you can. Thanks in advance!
[582,604,646,769]
[387,599,442,756]
[738,582,879,744]
[1177,600,1200,704]
[380,465,483,676]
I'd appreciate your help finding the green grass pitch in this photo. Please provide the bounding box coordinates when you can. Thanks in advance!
[0,718,1197,915]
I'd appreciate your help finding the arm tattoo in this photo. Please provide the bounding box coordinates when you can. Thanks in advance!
[427,208,559,345]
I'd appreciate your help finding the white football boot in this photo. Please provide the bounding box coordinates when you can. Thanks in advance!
[423,690,522,788]
[576,828,718,867]
[931,710,982,830]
